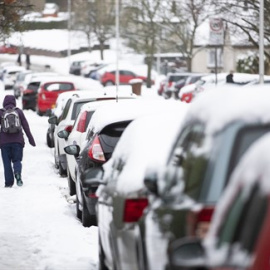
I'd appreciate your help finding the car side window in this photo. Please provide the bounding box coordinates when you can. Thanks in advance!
[217,183,267,256]
[163,123,208,202]
[59,99,72,122]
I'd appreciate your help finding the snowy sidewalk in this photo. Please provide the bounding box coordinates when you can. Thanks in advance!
[0,94,98,270]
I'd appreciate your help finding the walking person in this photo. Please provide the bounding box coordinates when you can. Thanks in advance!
[0,95,36,187]
[25,52,31,70]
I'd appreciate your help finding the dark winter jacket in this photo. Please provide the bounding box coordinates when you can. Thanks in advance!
[0,95,36,148]
[226,73,234,83]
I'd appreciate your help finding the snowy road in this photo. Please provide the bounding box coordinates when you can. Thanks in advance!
[0,89,98,270]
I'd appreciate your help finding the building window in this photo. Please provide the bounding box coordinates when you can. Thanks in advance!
[207,48,223,68]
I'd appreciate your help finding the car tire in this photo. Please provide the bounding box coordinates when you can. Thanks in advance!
[76,195,82,220]
[82,197,96,227]
[67,169,76,196]
[105,80,114,86]
[46,132,54,148]
[59,161,67,177]
[98,235,109,270]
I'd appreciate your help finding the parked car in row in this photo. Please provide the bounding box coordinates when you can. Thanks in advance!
[64,99,188,228]
[169,132,270,270]
[2,65,26,90]
[69,60,85,76]
[94,101,189,270]
[36,78,77,116]
[22,72,59,111]
[49,89,136,177]
[133,85,270,270]
[13,70,33,98]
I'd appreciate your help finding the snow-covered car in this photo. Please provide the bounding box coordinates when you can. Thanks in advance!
[179,72,263,103]
[169,132,270,270]
[64,99,187,228]
[135,85,270,270]
[93,101,189,270]
[49,88,136,177]
[46,91,78,148]
[60,99,127,194]
[2,65,26,90]
[13,70,33,98]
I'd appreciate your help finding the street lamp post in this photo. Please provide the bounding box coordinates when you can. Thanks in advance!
[259,0,264,84]
[115,0,120,101]
[67,0,71,68]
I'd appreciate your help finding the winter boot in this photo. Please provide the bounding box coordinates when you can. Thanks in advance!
[15,173,23,187]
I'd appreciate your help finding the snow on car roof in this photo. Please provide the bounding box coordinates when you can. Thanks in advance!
[89,99,189,134]
[184,84,270,135]
[101,102,190,194]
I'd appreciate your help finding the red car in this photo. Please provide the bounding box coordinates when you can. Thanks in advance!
[0,45,17,54]
[100,69,150,86]
[36,80,76,116]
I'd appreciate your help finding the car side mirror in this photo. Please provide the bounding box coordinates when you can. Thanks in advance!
[48,115,57,125]
[57,130,70,139]
[64,145,80,157]
[169,238,207,270]
[144,167,159,196]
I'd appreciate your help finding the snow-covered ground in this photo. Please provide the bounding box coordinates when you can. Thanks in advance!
[0,85,99,270]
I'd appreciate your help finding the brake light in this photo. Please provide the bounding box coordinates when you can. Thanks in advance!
[65,125,73,133]
[88,135,106,162]
[77,111,87,133]
[23,89,34,95]
[123,198,148,222]
[188,207,214,239]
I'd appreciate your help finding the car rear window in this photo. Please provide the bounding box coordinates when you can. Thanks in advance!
[45,82,74,91]
[99,121,131,160]
[72,101,93,120]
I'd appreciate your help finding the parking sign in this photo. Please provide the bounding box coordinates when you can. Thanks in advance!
[209,18,224,45]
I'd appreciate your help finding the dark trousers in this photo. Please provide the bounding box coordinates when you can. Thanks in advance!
[1,143,23,186]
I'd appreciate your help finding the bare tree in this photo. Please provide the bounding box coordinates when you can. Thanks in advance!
[215,0,270,63]
[72,0,115,60]
[121,0,164,88]
[160,0,216,71]
[0,0,32,40]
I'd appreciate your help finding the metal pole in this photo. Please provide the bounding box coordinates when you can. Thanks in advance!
[259,0,264,84]
[67,0,71,68]
[115,0,119,101]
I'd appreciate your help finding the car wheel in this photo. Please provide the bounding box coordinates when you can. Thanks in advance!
[98,235,109,270]
[76,195,82,220]
[59,161,67,177]
[105,80,114,86]
[82,197,96,227]
[54,148,59,169]
[67,169,76,196]
[46,132,54,148]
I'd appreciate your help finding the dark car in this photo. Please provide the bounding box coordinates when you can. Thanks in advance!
[69,60,85,76]
[63,100,179,228]
[22,80,41,110]
[135,86,270,270]
[168,132,270,270]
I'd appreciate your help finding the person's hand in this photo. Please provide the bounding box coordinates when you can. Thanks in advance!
[29,138,36,147]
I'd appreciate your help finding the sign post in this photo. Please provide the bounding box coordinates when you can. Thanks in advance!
[209,18,224,85]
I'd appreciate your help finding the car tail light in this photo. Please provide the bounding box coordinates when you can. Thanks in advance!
[23,89,34,95]
[88,135,106,162]
[77,111,87,133]
[123,198,148,222]
[65,125,73,133]
[187,207,214,239]
[88,192,98,198]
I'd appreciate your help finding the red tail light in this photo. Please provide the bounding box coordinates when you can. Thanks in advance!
[77,111,87,133]
[88,135,106,162]
[65,125,73,133]
[123,198,148,222]
[187,207,214,239]
[23,89,34,95]
[168,81,173,87]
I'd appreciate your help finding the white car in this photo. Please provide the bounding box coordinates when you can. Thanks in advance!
[63,99,123,194]
[3,65,26,89]
[50,88,137,176]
